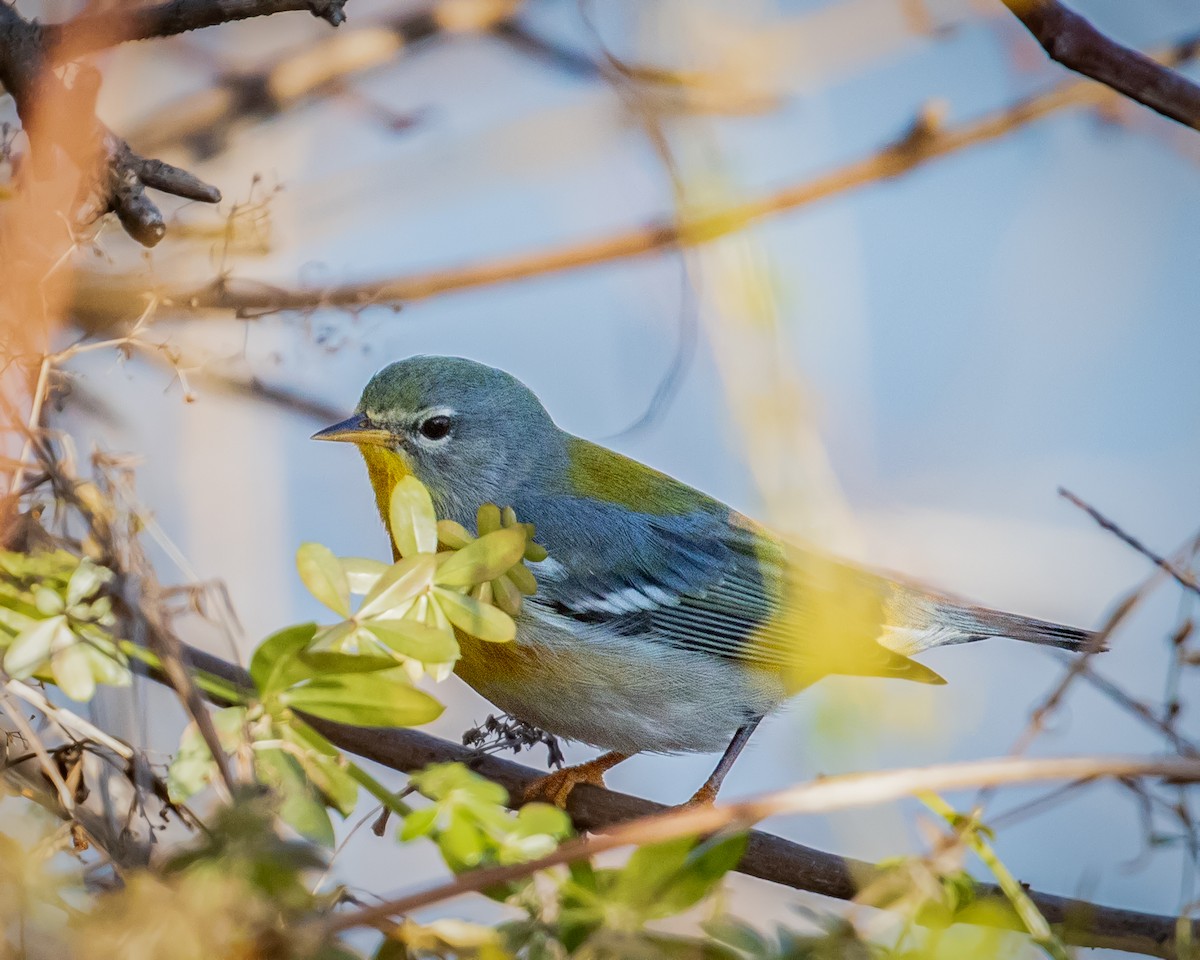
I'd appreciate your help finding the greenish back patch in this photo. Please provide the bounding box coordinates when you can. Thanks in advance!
[564,438,718,516]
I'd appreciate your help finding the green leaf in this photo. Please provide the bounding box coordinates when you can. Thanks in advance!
[290,744,361,817]
[4,615,69,678]
[250,622,318,695]
[399,806,439,841]
[167,707,247,803]
[615,833,747,919]
[52,641,96,701]
[410,762,507,806]
[255,747,336,847]
[341,556,389,594]
[438,810,487,871]
[297,650,400,676]
[435,528,528,588]
[296,543,352,617]
[363,619,459,664]
[83,643,131,687]
[434,588,516,643]
[389,476,438,559]
[513,803,572,840]
[66,559,110,606]
[34,587,64,616]
[280,672,443,727]
[357,555,435,619]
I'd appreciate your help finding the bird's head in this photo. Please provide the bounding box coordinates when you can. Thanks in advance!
[313,356,560,526]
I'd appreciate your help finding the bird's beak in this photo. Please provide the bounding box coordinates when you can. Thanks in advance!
[311,413,394,447]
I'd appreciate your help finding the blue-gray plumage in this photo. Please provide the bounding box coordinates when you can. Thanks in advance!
[315,355,1100,805]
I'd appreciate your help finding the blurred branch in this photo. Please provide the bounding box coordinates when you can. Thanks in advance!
[122,8,444,157]
[1000,0,1200,130]
[328,754,1200,952]
[0,3,221,246]
[193,369,344,423]
[45,0,349,61]
[172,644,1193,958]
[73,30,1200,317]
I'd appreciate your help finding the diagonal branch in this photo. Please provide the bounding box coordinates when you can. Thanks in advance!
[1000,0,1200,130]
[70,29,1200,320]
[173,644,1194,958]
[324,754,1200,953]
[45,0,349,61]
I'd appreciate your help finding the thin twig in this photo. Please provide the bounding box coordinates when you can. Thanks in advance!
[1060,488,1200,598]
[0,694,75,812]
[5,678,135,760]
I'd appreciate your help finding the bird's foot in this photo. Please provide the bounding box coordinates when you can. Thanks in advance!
[522,751,629,808]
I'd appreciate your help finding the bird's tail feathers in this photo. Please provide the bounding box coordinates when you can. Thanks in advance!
[878,575,1102,656]
[916,600,1104,652]
[931,602,1104,653]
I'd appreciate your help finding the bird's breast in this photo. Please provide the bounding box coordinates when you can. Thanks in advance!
[452,618,787,755]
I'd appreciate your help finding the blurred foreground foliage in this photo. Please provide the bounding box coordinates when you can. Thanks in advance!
[0,471,1055,960]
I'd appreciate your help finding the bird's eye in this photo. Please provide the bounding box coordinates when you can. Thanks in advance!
[418,415,453,441]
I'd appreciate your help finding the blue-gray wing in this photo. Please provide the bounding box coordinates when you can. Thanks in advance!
[514,494,943,681]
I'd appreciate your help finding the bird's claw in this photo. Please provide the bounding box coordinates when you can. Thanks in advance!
[521,752,628,808]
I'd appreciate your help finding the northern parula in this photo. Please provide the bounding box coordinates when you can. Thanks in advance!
[314,356,1097,806]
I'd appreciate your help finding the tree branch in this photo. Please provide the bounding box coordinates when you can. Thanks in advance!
[45,0,348,61]
[174,644,1194,958]
[325,754,1200,955]
[71,29,1200,319]
[0,2,222,246]
[1000,0,1200,130]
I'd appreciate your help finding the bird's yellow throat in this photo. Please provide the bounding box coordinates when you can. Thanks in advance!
[356,443,413,542]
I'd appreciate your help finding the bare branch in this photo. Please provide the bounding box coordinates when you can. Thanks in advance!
[0,3,221,247]
[45,0,349,61]
[173,645,1194,958]
[1000,0,1200,131]
[323,753,1200,953]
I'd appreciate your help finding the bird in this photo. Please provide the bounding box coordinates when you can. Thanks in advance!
[313,355,1099,807]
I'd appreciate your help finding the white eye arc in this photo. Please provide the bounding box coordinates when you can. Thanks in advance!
[414,407,455,444]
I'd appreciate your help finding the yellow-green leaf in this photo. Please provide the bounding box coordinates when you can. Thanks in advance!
[52,642,96,701]
[476,504,501,536]
[435,528,527,588]
[491,575,523,617]
[365,619,460,664]
[66,559,110,606]
[390,477,438,559]
[341,557,389,594]
[281,672,443,727]
[436,519,473,549]
[296,543,351,617]
[358,554,435,619]
[435,588,516,643]
[4,616,70,679]
[506,562,538,596]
